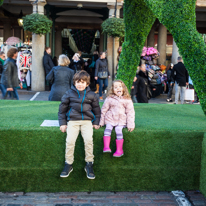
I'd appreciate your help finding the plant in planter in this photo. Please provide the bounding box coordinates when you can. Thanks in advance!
[0,0,4,6]
[101,17,125,38]
[23,13,52,35]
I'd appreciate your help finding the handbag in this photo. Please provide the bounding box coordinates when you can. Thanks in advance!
[98,71,108,79]
[185,85,194,101]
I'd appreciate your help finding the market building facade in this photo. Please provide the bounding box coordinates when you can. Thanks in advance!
[0,0,206,91]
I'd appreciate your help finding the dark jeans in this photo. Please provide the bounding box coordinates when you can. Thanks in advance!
[0,83,6,97]
[2,85,19,100]
[167,82,174,99]
[99,78,108,97]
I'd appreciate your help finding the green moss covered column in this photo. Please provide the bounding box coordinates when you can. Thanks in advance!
[143,0,206,114]
[117,0,156,89]
[200,133,206,197]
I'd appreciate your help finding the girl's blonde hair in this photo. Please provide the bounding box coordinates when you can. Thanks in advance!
[107,80,131,99]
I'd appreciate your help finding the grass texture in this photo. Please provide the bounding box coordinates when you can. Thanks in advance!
[0,100,206,192]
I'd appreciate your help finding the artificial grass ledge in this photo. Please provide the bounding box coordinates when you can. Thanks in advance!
[0,100,206,192]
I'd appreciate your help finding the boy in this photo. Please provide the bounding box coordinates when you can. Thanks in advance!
[58,70,100,179]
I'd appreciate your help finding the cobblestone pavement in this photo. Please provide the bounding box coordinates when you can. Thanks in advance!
[0,191,206,206]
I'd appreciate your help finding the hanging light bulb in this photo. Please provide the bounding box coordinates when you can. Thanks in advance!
[18,10,23,26]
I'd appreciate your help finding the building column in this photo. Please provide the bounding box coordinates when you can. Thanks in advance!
[55,28,62,58]
[14,26,22,40]
[30,0,46,91]
[3,20,12,42]
[51,16,55,57]
[99,33,104,52]
[107,3,122,88]
[157,23,167,65]
[171,39,180,64]
[147,23,156,47]
[45,5,50,47]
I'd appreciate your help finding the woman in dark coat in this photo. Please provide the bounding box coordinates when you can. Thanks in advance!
[135,63,155,103]
[94,52,110,100]
[46,54,74,101]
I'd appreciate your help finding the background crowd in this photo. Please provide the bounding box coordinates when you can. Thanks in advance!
[0,46,199,104]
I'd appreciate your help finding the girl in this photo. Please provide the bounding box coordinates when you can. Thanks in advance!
[99,80,135,157]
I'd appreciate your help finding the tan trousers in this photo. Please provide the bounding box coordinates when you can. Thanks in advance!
[65,120,94,165]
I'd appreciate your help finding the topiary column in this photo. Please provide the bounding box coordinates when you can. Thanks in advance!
[143,0,206,114]
[119,0,206,114]
[117,0,155,90]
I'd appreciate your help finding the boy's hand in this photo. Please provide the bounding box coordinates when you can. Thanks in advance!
[128,128,134,132]
[93,125,100,129]
[60,125,67,133]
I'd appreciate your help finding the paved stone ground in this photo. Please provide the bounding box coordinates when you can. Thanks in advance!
[0,191,181,206]
[0,89,199,104]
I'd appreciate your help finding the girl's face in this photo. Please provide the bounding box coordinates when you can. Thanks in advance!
[113,82,123,97]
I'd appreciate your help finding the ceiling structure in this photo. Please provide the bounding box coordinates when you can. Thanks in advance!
[0,0,205,32]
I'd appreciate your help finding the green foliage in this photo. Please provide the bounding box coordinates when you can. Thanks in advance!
[118,0,206,114]
[200,133,206,197]
[117,0,155,89]
[0,101,205,192]
[0,0,4,6]
[23,13,52,35]
[101,17,125,38]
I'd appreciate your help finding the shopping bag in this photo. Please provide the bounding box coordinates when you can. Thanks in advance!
[185,86,194,101]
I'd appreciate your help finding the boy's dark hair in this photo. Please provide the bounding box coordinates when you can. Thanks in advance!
[7,48,18,58]
[73,70,90,85]
[45,47,51,51]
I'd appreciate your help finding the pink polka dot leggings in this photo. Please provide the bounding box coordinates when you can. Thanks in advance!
[104,124,124,140]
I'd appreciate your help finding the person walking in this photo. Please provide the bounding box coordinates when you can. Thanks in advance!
[46,55,74,101]
[135,63,155,103]
[172,57,189,104]
[166,63,174,102]
[0,51,6,97]
[95,52,110,100]
[1,48,22,100]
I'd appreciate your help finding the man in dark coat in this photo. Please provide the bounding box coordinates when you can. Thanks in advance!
[172,57,189,104]
[1,48,21,100]
[43,47,54,76]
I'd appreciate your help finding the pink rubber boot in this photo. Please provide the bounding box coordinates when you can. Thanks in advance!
[113,139,124,157]
[103,136,111,153]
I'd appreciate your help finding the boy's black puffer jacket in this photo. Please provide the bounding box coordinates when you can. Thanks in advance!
[58,85,101,126]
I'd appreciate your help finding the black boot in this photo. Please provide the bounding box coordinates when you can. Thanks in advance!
[84,162,95,179]
[60,162,73,178]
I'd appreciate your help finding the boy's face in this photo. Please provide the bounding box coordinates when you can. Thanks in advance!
[75,80,88,91]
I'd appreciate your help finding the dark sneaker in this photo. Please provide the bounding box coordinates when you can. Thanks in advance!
[84,162,95,179]
[169,99,173,102]
[60,163,73,178]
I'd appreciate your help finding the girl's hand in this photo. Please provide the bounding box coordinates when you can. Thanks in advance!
[60,125,67,133]
[95,77,98,80]
[93,125,100,129]
[128,128,134,132]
